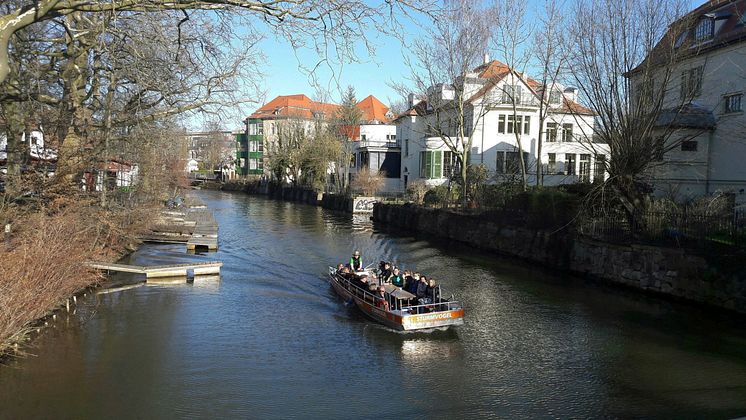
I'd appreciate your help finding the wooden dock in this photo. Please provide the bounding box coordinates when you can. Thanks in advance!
[142,193,219,251]
[186,208,218,251]
[88,261,222,279]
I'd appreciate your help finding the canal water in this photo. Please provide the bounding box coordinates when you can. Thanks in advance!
[2,190,746,419]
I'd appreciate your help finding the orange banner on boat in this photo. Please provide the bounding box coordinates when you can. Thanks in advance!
[409,310,464,323]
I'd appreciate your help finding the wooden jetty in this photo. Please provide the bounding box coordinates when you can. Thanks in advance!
[88,261,222,279]
[186,208,218,251]
[142,193,219,251]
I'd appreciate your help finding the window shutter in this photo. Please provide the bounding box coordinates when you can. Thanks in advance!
[433,151,443,178]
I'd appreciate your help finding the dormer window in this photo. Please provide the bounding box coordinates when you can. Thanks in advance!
[695,18,714,41]
[549,90,562,104]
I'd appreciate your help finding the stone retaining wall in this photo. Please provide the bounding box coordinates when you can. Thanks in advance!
[373,203,746,314]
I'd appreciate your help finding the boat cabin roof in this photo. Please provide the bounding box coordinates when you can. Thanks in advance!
[384,284,415,300]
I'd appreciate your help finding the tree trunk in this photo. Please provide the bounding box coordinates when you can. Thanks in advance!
[3,103,25,197]
[100,74,117,207]
[55,13,90,182]
[536,119,544,186]
[515,132,528,191]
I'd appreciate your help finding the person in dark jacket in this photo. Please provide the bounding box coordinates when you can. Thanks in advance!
[416,275,429,299]
[379,262,392,282]
[426,279,440,303]
[415,275,430,313]
[406,272,420,295]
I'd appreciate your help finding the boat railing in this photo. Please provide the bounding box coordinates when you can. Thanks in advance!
[329,268,381,304]
[399,300,461,314]
[329,267,461,314]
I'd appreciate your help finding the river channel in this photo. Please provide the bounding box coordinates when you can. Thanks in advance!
[2,190,746,418]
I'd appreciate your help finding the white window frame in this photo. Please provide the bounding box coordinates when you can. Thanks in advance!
[725,93,742,113]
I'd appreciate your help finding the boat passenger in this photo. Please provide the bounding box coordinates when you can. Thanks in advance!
[354,273,369,289]
[390,268,404,288]
[426,278,440,304]
[416,275,431,313]
[350,250,363,271]
[403,270,413,291]
[369,273,380,289]
[406,272,421,295]
[375,286,390,311]
[336,263,345,273]
[380,262,392,281]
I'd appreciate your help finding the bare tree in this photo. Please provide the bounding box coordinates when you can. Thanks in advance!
[351,166,385,196]
[333,85,363,194]
[201,122,233,174]
[566,0,695,218]
[531,0,567,187]
[492,0,533,190]
[1,1,437,198]
[397,0,494,205]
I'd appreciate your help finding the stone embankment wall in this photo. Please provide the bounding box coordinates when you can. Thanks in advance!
[321,194,353,212]
[223,180,363,213]
[221,180,321,205]
[373,203,746,314]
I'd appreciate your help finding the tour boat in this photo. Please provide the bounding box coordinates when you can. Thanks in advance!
[327,266,465,331]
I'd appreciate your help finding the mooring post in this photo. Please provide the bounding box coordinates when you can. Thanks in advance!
[4,222,10,250]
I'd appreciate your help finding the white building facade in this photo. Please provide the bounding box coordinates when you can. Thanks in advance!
[349,95,400,193]
[629,0,746,204]
[398,60,609,189]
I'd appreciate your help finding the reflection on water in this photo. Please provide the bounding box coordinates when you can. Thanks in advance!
[1,191,746,418]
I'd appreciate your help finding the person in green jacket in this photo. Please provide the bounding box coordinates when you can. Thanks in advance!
[350,250,363,271]
[390,267,404,288]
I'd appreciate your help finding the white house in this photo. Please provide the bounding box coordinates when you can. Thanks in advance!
[628,0,746,204]
[397,59,609,189]
[0,129,57,164]
[186,158,199,173]
[82,159,138,192]
[349,95,400,193]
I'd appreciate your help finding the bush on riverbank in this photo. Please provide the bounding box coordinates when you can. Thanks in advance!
[0,200,154,359]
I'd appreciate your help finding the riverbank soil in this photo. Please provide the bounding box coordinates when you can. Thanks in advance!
[0,199,154,358]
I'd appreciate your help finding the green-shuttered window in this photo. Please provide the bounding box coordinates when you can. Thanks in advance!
[419,151,443,179]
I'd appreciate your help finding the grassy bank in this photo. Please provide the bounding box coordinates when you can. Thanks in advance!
[0,200,155,358]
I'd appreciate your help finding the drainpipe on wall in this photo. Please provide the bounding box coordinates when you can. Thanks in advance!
[705,130,714,195]
[481,114,485,164]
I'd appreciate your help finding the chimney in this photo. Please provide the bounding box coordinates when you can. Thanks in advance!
[407,93,415,108]
[564,87,578,102]
[484,53,490,64]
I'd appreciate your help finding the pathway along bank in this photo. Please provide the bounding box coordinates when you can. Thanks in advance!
[372,203,746,314]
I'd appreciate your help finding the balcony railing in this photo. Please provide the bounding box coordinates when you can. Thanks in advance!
[358,139,400,149]
[544,134,593,144]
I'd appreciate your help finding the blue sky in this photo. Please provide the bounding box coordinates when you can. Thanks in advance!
[231,0,701,129]
[255,14,425,110]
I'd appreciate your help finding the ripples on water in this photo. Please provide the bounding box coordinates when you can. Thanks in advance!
[1,191,746,419]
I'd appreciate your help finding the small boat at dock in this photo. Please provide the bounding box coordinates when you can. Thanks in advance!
[327,266,465,331]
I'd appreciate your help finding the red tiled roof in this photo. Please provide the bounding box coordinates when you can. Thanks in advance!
[356,95,391,123]
[552,98,595,116]
[249,94,340,120]
[397,61,594,117]
[469,60,550,105]
[249,93,394,124]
